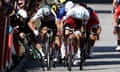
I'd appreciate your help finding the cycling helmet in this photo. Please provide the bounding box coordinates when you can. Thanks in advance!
[42,6,51,16]
[65,1,74,12]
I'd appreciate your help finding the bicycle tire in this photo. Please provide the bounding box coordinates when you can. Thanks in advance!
[67,39,73,71]
[45,36,52,70]
[80,43,86,70]
[80,39,91,70]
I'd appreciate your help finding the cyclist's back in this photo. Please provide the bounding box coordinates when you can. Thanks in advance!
[63,3,90,28]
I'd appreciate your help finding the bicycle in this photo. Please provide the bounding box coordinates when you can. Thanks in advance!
[79,23,92,70]
[43,28,59,70]
[63,26,75,71]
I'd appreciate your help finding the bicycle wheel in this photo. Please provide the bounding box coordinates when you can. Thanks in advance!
[80,39,90,70]
[80,43,86,70]
[45,37,52,70]
[67,39,73,71]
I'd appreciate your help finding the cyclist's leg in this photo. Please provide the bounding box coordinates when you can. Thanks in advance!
[74,30,81,58]
[60,32,67,60]
[34,33,45,57]
[63,17,79,59]
[60,25,71,60]
[88,25,101,57]
[50,21,60,62]
[72,19,83,59]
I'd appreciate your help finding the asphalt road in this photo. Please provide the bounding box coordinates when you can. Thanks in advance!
[11,4,120,72]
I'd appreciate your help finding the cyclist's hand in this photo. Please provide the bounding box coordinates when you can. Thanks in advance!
[33,30,39,36]
[90,34,99,40]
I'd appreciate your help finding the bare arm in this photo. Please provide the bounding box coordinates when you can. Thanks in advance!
[28,9,42,36]
[112,0,117,8]
[28,19,36,32]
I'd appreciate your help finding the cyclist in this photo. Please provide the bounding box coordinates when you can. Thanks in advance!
[56,1,71,60]
[113,4,120,51]
[28,5,60,61]
[73,1,101,58]
[60,1,90,61]
[84,6,101,58]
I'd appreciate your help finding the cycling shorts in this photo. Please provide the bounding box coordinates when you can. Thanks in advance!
[64,17,82,30]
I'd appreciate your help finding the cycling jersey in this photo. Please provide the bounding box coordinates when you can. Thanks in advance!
[114,5,120,20]
[32,6,57,22]
[57,5,66,20]
[88,11,100,30]
[31,5,57,36]
[63,4,90,21]
[64,16,82,29]
[64,4,100,31]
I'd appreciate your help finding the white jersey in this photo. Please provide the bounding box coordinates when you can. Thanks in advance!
[64,4,90,20]
[31,7,57,21]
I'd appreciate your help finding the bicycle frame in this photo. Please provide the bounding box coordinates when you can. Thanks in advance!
[63,27,74,71]
[44,28,56,70]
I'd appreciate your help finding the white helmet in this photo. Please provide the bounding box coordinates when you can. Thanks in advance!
[17,9,28,18]
[42,6,51,16]
[65,1,74,12]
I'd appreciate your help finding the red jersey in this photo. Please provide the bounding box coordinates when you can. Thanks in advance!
[114,5,120,20]
[88,11,100,30]
[64,9,100,31]
[64,16,82,29]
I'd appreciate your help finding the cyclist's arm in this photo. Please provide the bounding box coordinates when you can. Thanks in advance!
[28,9,43,34]
[57,6,66,24]
[56,6,66,31]
[93,11,101,34]
[112,0,117,8]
